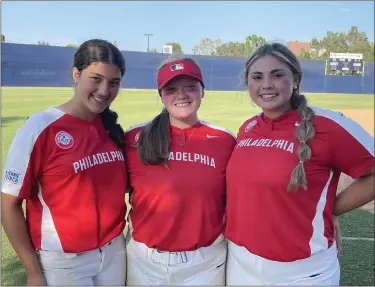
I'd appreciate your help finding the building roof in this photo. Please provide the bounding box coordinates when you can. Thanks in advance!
[286,41,311,56]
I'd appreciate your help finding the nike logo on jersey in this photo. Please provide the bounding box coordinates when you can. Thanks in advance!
[295,122,300,127]
[206,134,219,138]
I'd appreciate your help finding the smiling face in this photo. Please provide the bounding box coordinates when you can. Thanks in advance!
[72,62,122,117]
[160,75,203,127]
[247,55,298,119]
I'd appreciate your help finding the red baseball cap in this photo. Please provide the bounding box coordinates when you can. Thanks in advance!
[157,59,204,90]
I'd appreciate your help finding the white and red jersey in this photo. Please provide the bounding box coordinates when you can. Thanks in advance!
[225,107,374,262]
[1,107,128,253]
[124,121,236,252]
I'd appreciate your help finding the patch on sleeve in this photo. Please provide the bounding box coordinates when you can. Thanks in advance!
[4,169,21,184]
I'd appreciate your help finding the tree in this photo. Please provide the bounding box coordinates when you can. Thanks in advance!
[165,42,183,54]
[214,34,267,57]
[244,34,267,55]
[346,26,373,62]
[216,41,248,57]
[369,43,374,62]
[1,34,5,42]
[66,44,78,48]
[192,38,222,56]
[299,48,312,59]
[310,26,373,61]
[37,41,50,46]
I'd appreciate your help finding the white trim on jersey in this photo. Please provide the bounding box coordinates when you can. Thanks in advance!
[38,182,63,251]
[312,106,374,156]
[1,107,65,196]
[309,169,334,255]
[199,120,236,139]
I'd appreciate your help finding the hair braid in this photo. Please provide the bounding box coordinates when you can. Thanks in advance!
[101,108,125,149]
[288,91,315,191]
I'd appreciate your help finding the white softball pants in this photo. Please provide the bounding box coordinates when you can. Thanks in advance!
[36,234,126,286]
[226,240,340,285]
[125,234,227,285]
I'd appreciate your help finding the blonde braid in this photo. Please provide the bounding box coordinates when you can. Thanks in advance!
[288,91,315,191]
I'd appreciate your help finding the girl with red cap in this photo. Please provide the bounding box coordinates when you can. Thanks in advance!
[225,42,374,285]
[124,55,236,285]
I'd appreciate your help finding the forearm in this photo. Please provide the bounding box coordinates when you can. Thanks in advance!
[334,172,375,216]
[1,200,41,275]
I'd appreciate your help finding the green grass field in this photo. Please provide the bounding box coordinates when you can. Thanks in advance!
[1,87,374,286]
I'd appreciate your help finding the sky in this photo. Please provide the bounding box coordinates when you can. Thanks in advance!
[2,1,374,54]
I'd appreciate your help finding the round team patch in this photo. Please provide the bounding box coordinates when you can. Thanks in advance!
[245,120,257,132]
[55,131,74,149]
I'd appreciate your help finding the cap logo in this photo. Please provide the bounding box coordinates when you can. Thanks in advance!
[170,63,184,71]
[55,131,74,149]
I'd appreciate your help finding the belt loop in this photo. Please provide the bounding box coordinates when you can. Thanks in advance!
[180,251,187,263]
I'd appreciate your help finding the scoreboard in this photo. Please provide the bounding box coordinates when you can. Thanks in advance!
[329,53,363,73]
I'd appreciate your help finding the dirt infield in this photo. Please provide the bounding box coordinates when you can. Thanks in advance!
[339,109,374,136]
[336,109,374,213]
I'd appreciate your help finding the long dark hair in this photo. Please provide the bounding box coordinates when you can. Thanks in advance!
[73,39,126,148]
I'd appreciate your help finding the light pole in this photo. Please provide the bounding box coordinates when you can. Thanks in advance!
[144,33,153,52]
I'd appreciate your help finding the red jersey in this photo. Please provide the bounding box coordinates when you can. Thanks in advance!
[124,121,236,252]
[1,107,127,253]
[225,107,374,262]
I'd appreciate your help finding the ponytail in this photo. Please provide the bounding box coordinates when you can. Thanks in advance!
[288,91,315,191]
[137,108,170,166]
[100,107,125,149]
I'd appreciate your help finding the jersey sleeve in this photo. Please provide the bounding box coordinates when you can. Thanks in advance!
[327,113,374,178]
[1,119,46,199]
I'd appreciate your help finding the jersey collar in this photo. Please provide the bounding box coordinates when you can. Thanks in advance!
[170,122,202,134]
[257,109,301,131]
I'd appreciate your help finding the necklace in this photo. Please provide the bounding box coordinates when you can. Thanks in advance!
[171,127,197,147]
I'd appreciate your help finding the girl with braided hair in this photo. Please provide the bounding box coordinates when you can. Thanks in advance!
[225,42,374,285]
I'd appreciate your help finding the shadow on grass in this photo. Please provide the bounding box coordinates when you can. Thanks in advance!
[1,116,27,127]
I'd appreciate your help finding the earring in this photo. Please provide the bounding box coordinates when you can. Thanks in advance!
[293,85,298,90]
